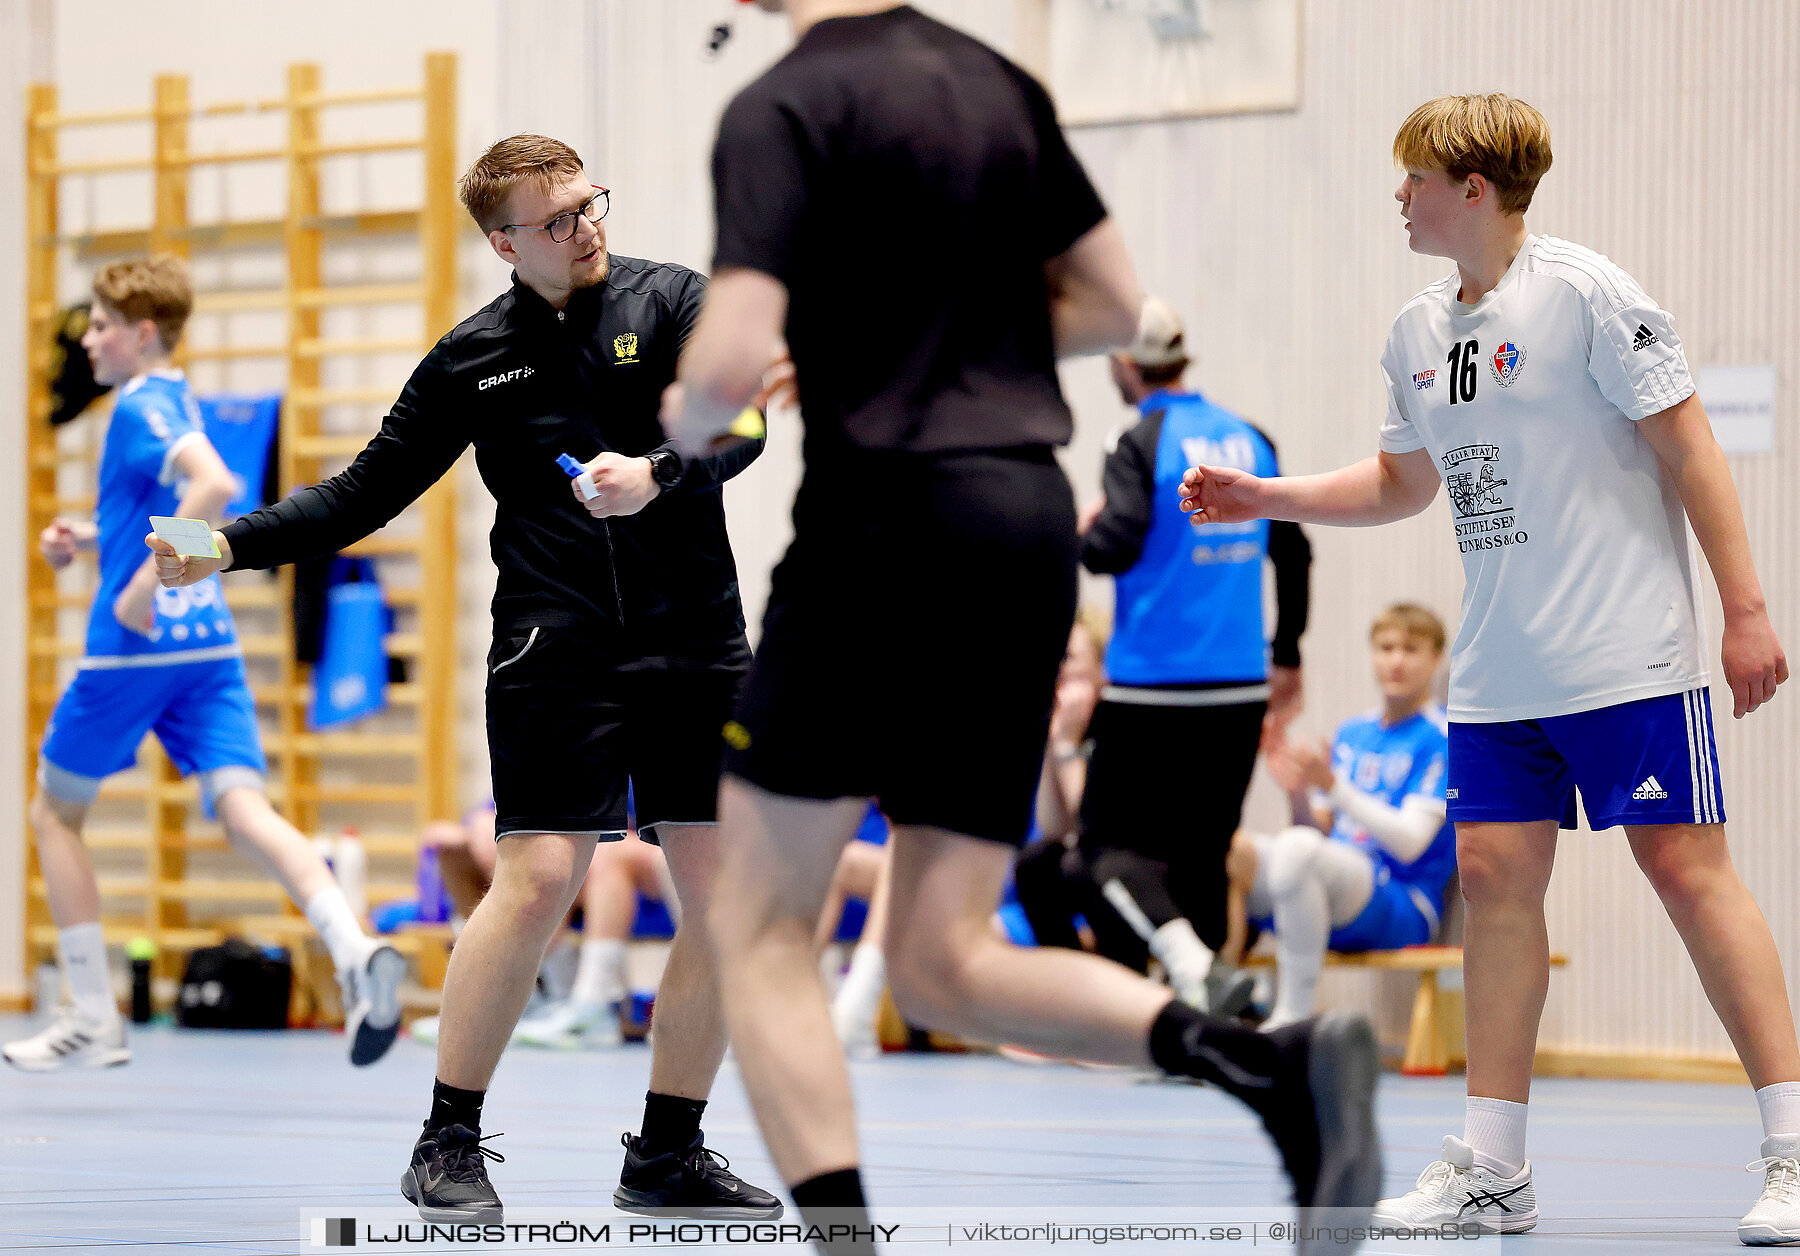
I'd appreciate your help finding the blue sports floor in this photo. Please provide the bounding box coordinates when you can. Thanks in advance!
[0,1015,1772,1254]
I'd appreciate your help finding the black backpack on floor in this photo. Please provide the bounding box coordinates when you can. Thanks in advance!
[176,938,293,1029]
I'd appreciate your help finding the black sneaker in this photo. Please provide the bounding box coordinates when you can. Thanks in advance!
[613,1132,784,1220]
[400,1125,505,1223]
[1259,1012,1381,1250]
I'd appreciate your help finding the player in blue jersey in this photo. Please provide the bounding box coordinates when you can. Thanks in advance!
[1079,298,1312,1013]
[1234,604,1453,1030]
[5,256,403,1073]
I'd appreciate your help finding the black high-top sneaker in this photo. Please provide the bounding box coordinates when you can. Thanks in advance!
[614,1132,784,1220]
[400,1125,504,1222]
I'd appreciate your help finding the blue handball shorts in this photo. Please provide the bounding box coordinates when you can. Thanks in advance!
[1447,688,1725,830]
[39,656,267,808]
[1327,869,1437,952]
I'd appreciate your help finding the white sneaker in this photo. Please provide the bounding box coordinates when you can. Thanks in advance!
[832,997,881,1060]
[341,943,406,1066]
[1372,1135,1537,1234]
[513,997,623,1049]
[3,1008,130,1072]
[1740,1134,1800,1246]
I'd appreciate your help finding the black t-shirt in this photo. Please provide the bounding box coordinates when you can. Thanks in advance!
[711,4,1107,455]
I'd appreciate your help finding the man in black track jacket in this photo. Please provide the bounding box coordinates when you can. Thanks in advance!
[150,134,781,1225]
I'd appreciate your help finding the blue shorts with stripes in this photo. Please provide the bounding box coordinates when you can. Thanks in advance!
[1446,688,1724,831]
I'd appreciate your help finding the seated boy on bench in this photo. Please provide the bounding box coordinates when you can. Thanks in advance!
[1230,603,1454,1029]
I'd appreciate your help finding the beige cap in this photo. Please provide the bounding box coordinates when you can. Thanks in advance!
[1125,296,1188,368]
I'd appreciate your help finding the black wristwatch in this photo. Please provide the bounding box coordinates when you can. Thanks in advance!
[644,448,682,490]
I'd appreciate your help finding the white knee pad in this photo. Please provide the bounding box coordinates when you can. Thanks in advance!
[1264,825,1328,901]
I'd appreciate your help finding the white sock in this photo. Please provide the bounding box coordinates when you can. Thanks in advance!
[1465,1096,1529,1176]
[570,938,627,1008]
[57,922,116,1024]
[832,942,886,1035]
[1270,875,1330,1026]
[1757,1082,1800,1138]
[1148,917,1214,990]
[303,886,371,973]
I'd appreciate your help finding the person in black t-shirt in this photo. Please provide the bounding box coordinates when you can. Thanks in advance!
[662,3,1383,1248]
[149,135,779,1225]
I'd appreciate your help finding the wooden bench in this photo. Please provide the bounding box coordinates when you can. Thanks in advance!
[1245,946,1568,1075]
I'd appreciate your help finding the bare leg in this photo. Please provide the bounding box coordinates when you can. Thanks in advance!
[1221,830,1257,965]
[882,825,1168,1059]
[1628,822,1800,1088]
[213,786,336,904]
[582,837,644,938]
[709,777,1171,1183]
[436,832,595,1090]
[1457,820,1558,1102]
[813,839,886,952]
[707,781,872,1181]
[646,823,728,1101]
[31,792,99,927]
[427,817,489,920]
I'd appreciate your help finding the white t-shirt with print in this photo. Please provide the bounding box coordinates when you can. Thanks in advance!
[1379,234,1705,722]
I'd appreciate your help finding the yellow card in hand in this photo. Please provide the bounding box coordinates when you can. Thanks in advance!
[149,516,220,559]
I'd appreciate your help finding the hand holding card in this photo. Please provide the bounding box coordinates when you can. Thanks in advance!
[149,516,221,558]
[145,517,228,587]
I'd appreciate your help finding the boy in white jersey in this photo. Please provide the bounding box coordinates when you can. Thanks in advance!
[1179,95,1800,1246]
[6,256,403,1072]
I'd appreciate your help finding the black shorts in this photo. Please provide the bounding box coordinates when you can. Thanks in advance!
[726,446,1078,846]
[1078,695,1266,947]
[486,626,751,842]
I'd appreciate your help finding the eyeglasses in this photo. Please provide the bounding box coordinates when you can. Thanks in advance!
[501,185,610,243]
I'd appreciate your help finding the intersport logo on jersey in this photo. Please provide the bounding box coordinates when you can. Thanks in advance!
[1412,369,1437,391]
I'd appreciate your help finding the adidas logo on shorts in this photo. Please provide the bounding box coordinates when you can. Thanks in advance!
[1633,775,1670,801]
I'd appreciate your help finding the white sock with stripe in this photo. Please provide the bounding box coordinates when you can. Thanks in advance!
[57,922,118,1024]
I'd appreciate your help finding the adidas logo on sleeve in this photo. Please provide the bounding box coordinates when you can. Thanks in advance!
[1631,323,1660,352]
[1633,775,1670,800]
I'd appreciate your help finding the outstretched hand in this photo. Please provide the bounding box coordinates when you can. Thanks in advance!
[1178,464,1267,527]
[145,532,226,588]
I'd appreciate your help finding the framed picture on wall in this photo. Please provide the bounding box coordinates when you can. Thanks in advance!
[1015,0,1302,126]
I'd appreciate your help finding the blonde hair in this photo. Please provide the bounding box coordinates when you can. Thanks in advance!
[92,254,192,352]
[457,134,586,234]
[1393,94,1552,215]
[1370,603,1446,654]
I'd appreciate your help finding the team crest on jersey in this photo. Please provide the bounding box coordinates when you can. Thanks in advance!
[613,332,640,364]
[1412,369,1437,391]
[1488,341,1526,387]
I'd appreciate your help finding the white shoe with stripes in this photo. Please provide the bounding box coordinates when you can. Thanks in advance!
[3,1008,131,1072]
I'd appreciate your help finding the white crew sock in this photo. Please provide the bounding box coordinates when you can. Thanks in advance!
[570,938,627,1008]
[1148,917,1214,991]
[1465,1096,1529,1176]
[1757,1082,1800,1138]
[1269,874,1330,1029]
[57,922,117,1024]
[303,886,371,973]
[832,942,886,1038]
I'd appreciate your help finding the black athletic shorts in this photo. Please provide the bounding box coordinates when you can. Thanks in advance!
[486,626,751,841]
[726,446,1078,846]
